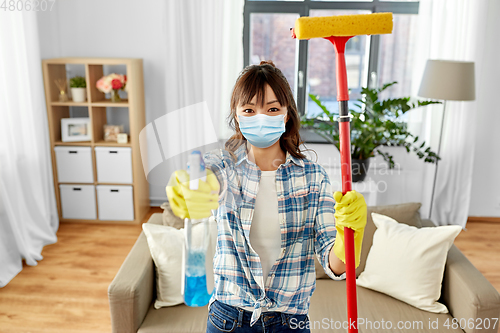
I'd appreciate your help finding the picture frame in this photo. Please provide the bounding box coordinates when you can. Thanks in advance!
[61,118,91,142]
[103,124,124,142]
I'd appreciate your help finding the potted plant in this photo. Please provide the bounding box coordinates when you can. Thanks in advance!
[69,76,87,102]
[301,82,441,182]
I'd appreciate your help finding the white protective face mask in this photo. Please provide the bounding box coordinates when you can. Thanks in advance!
[238,114,286,148]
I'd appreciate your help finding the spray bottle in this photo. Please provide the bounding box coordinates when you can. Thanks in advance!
[181,150,217,307]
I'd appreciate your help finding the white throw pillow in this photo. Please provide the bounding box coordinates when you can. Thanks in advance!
[142,223,184,308]
[142,218,218,309]
[356,212,462,313]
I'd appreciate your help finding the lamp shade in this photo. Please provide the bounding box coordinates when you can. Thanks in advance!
[418,60,475,101]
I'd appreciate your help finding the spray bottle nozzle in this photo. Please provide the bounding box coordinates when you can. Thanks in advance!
[188,150,206,190]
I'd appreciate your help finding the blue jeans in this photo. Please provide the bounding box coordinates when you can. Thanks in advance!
[206,300,311,333]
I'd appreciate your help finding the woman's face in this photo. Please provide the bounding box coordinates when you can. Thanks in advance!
[235,84,288,124]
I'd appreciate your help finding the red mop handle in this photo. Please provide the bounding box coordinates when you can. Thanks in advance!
[325,35,358,333]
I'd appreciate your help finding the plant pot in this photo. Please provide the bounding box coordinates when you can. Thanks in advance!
[71,87,86,102]
[351,158,370,183]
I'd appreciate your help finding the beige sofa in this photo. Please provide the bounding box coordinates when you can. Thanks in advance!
[108,203,500,333]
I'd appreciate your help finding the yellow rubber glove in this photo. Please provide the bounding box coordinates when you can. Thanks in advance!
[166,169,220,220]
[332,190,367,268]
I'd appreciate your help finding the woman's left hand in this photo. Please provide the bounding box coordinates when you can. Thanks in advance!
[332,190,367,268]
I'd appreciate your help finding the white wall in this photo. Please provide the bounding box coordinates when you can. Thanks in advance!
[468,0,500,217]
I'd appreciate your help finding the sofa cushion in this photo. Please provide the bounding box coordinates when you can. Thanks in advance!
[356,202,422,277]
[315,202,423,279]
[138,302,209,333]
[148,213,164,225]
[137,280,465,333]
[160,201,184,229]
[142,223,184,308]
[356,213,462,314]
[309,280,464,332]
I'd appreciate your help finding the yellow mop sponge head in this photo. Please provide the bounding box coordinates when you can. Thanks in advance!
[294,12,393,39]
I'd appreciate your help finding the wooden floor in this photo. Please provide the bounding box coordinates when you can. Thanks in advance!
[0,208,499,333]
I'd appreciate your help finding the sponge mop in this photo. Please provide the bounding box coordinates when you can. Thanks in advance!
[293,12,393,39]
[291,12,393,333]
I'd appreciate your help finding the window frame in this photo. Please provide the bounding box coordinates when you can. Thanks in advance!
[243,0,419,143]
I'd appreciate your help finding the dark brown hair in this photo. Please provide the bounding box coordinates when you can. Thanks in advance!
[225,60,306,160]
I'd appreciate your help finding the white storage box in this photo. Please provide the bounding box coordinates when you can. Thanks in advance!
[54,146,94,183]
[96,185,134,221]
[59,184,96,220]
[95,147,133,184]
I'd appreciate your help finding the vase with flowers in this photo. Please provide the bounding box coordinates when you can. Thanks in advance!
[96,73,127,102]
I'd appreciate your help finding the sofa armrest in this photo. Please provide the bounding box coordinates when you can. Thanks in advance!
[108,231,154,333]
[422,218,500,333]
[442,244,500,333]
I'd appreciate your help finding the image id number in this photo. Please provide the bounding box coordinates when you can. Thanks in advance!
[1,0,56,11]
[443,317,498,330]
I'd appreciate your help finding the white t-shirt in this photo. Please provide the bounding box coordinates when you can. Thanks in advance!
[240,170,282,312]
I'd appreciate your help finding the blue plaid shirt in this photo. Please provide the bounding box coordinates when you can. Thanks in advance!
[203,143,346,326]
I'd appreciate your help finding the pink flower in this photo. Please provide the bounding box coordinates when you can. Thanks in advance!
[96,77,112,94]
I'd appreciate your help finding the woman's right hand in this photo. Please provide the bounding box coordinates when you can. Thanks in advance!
[166,169,220,219]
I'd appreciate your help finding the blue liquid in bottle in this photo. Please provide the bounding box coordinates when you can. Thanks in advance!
[184,248,213,307]
[183,151,215,307]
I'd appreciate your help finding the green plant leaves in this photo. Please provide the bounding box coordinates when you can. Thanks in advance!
[69,76,86,88]
[300,82,442,169]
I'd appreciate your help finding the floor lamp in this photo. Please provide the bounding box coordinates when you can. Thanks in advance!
[417,59,475,220]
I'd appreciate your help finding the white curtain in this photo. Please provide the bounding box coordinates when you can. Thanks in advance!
[143,0,244,186]
[409,0,491,227]
[0,11,59,287]
[163,0,244,141]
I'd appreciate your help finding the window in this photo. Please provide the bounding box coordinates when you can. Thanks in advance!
[307,9,371,118]
[250,13,300,92]
[244,0,419,142]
